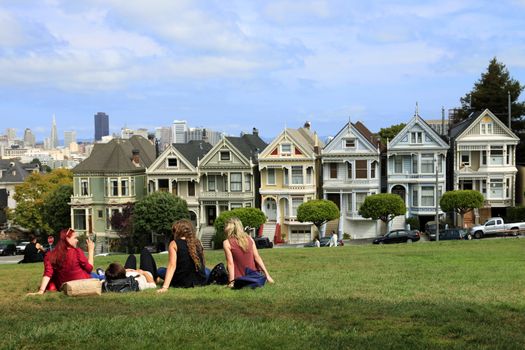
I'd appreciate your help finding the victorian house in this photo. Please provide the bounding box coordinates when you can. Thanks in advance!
[146,140,213,230]
[447,109,519,225]
[321,121,382,239]
[387,112,449,229]
[70,136,155,252]
[258,122,322,244]
[197,129,266,240]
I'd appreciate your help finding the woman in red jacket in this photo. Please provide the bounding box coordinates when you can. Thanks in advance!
[28,228,95,295]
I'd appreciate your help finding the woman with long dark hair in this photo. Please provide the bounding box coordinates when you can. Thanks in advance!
[28,228,95,295]
[223,217,274,287]
[157,219,207,292]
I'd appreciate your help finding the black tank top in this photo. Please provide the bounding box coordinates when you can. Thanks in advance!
[171,239,206,288]
[23,242,43,263]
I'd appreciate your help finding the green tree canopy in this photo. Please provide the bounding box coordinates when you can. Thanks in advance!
[110,202,135,252]
[296,199,340,230]
[358,193,406,224]
[13,168,73,233]
[440,190,484,218]
[378,123,406,145]
[133,192,189,247]
[43,184,73,234]
[213,207,266,249]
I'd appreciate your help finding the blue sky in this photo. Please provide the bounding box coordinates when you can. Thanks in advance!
[1,0,525,141]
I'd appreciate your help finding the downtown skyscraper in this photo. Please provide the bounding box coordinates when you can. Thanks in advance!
[94,112,109,141]
[50,115,59,149]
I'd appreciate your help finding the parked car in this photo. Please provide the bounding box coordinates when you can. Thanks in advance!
[429,228,471,241]
[16,241,30,255]
[424,221,446,237]
[470,217,525,239]
[0,243,17,256]
[304,236,344,247]
[254,236,273,249]
[373,229,420,244]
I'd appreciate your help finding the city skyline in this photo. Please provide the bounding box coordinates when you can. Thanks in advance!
[1,1,524,141]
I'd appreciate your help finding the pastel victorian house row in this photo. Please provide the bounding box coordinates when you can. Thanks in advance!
[70,136,155,253]
[387,113,449,229]
[146,140,213,231]
[447,109,519,225]
[258,123,323,244]
[197,130,267,244]
[321,121,382,239]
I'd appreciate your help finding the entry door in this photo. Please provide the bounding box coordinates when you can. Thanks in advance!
[266,199,277,221]
[207,206,216,226]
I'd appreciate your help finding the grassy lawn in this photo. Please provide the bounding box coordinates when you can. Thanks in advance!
[1,239,524,349]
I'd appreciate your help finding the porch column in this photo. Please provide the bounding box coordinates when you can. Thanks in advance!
[321,191,327,237]
[338,189,343,240]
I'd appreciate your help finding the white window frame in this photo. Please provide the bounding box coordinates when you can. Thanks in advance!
[80,178,89,196]
[267,168,276,185]
[344,139,355,148]
[421,186,434,206]
[166,157,178,168]
[420,154,434,174]
[281,143,292,155]
[230,173,242,192]
[208,176,216,191]
[291,166,303,184]
[461,152,470,167]
[220,151,231,161]
[121,178,129,196]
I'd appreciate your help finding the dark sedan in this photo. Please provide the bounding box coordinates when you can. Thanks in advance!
[373,229,420,244]
[429,228,471,241]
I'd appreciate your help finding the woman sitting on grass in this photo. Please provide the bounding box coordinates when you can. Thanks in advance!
[28,228,96,295]
[222,217,274,288]
[157,219,207,292]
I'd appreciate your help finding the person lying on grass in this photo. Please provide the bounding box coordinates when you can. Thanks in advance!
[27,228,100,295]
[222,217,274,288]
[157,219,208,292]
[104,248,158,291]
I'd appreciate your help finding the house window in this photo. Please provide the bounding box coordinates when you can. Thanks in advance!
[121,179,129,196]
[244,174,251,191]
[281,144,292,155]
[208,176,216,191]
[110,178,119,196]
[98,210,103,218]
[394,156,402,173]
[267,169,275,185]
[330,163,338,179]
[292,166,303,184]
[355,160,367,179]
[506,178,510,198]
[284,168,289,185]
[188,181,195,196]
[220,151,231,161]
[167,158,178,167]
[481,123,493,134]
[344,139,355,148]
[306,167,313,184]
[490,146,503,165]
[507,146,512,164]
[356,193,366,211]
[421,154,434,173]
[347,162,352,179]
[421,186,434,206]
[346,193,353,212]
[230,173,242,192]
[411,132,422,144]
[371,161,377,179]
[460,152,470,167]
[490,179,503,198]
[73,209,86,231]
[482,151,487,165]
[412,155,418,174]
[80,178,89,196]
[291,198,303,216]
[230,203,243,209]
[412,188,418,206]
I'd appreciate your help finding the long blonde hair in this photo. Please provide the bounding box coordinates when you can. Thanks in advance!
[172,219,203,271]
[224,217,249,252]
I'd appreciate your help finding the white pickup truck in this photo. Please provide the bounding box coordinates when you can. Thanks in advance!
[470,217,525,239]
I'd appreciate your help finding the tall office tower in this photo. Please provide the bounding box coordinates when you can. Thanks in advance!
[44,137,51,150]
[205,129,223,146]
[50,115,59,149]
[155,127,171,150]
[6,128,17,142]
[94,112,109,141]
[187,127,203,142]
[24,128,36,147]
[171,120,188,143]
[64,130,77,148]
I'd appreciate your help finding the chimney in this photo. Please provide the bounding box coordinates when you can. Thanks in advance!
[304,121,311,130]
[132,149,140,166]
[252,127,259,136]
[202,129,208,143]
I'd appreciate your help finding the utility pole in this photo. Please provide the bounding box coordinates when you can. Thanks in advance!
[435,154,440,242]
[508,91,511,128]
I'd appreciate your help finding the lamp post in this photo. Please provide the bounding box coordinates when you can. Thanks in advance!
[435,154,440,242]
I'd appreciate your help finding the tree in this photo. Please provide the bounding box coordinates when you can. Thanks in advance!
[13,168,73,233]
[296,199,340,234]
[132,192,189,248]
[440,190,484,225]
[378,123,406,145]
[213,207,267,249]
[110,203,135,253]
[358,193,406,232]
[454,58,525,161]
[43,184,73,234]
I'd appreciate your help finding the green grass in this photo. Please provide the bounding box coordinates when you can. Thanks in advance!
[2,239,525,349]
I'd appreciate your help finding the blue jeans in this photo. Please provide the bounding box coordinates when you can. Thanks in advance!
[90,272,104,280]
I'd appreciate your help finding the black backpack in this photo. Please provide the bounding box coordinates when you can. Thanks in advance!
[102,276,140,293]
[208,263,229,285]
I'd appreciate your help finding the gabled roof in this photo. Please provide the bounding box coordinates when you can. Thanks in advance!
[449,109,519,141]
[449,111,483,139]
[323,121,379,154]
[73,136,155,173]
[226,134,267,162]
[172,140,213,167]
[389,114,449,149]
[260,126,323,159]
[0,160,30,183]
